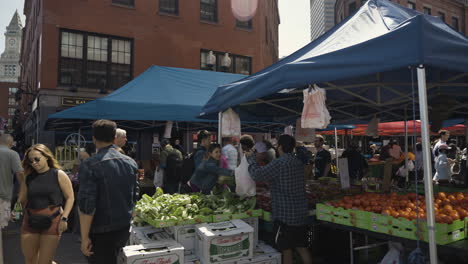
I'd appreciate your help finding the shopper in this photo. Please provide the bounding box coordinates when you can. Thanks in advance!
[173,139,185,156]
[433,130,450,157]
[415,143,424,180]
[78,120,139,264]
[114,128,127,148]
[433,144,452,184]
[20,144,74,264]
[341,143,368,181]
[194,130,211,169]
[189,144,234,194]
[240,134,255,153]
[314,135,331,179]
[247,135,311,264]
[370,144,379,156]
[222,137,238,170]
[0,134,24,264]
[160,139,183,194]
[388,139,402,161]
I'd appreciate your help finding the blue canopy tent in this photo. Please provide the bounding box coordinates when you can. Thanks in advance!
[47,66,244,128]
[200,0,468,124]
[46,66,289,133]
[200,0,468,262]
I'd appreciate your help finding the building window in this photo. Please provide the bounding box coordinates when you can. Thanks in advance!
[59,29,133,90]
[8,108,15,116]
[112,0,134,7]
[7,119,12,129]
[423,7,431,15]
[200,50,251,75]
[348,2,357,14]
[234,56,251,75]
[159,0,179,15]
[60,31,84,86]
[452,17,459,31]
[407,1,415,10]
[236,19,252,30]
[111,39,132,89]
[4,65,16,76]
[200,0,217,22]
[8,87,17,96]
[8,98,16,105]
[437,12,445,22]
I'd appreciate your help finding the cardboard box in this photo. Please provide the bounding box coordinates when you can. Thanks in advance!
[129,225,162,245]
[165,225,197,255]
[241,218,259,247]
[131,229,174,245]
[185,254,201,264]
[119,241,184,264]
[195,220,254,264]
[237,242,281,264]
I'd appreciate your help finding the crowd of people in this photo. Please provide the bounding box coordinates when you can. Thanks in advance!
[2,120,468,264]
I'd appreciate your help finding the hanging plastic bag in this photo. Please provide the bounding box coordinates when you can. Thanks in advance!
[284,125,294,136]
[380,242,403,264]
[221,108,241,137]
[301,85,331,129]
[153,167,164,188]
[235,155,256,197]
[366,116,379,137]
[407,248,425,264]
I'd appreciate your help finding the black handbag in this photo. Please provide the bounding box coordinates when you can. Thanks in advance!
[27,209,61,231]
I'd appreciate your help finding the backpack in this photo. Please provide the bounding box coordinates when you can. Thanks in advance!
[180,153,195,183]
[165,151,183,183]
[178,153,195,193]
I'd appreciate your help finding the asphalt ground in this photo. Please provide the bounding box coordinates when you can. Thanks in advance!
[2,220,87,264]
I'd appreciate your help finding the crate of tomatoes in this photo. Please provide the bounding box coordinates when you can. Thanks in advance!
[318,191,468,244]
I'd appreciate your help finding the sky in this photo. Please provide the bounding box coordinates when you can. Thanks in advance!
[0,0,311,58]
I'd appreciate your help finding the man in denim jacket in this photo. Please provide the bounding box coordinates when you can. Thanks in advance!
[78,120,138,264]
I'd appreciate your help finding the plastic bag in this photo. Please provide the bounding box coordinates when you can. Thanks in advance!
[301,85,331,129]
[380,242,403,264]
[396,160,415,177]
[366,116,379,137]
[235,155,256,197]
[221,108,241,137]
[153,167,164,188]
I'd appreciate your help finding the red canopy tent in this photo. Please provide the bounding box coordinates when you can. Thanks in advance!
[319,121,466,136]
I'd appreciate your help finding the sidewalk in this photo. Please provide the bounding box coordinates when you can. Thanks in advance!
[3,221,87,264]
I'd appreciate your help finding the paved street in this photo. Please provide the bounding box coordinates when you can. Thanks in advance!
[3,221,87,264]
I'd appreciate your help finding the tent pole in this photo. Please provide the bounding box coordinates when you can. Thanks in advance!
[78,127,81,162]
[404,107,409,181]
[417,66,438,264]
[218,112,222,144]
[335,127,339,174]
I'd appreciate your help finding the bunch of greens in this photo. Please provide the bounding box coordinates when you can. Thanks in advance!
[135,188,256,222]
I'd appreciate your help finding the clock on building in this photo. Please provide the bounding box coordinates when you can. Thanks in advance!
[8,38,16,47]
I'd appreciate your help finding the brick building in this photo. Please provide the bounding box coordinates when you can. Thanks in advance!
[0,11,22,133]
[335,0,467,35]
[18,0,279,146]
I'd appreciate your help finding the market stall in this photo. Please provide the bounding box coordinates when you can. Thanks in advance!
[318,120,466,136]
[199,0,468,262]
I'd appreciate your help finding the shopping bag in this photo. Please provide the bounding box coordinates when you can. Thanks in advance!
[221,108,241,137]
[301,85,330,129]
[235,155,256,197]
[366,116,379,137]
[153,167,164,188]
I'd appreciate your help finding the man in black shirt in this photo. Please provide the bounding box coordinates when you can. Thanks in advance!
[314,135,331,179]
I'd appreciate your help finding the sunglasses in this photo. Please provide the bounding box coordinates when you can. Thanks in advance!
[29,157,42,164]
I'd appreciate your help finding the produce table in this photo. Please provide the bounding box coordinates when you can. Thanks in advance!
[317,220,468,262]
[407,183,468,195]
[368,161,385,179]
